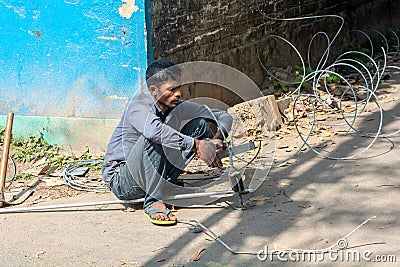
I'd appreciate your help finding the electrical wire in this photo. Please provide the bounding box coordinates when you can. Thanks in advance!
[62,12,400,191]
[253,8,400,162]
[178,216,378,257]
[60,160,107,192]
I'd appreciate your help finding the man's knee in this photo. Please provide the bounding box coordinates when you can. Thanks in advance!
[181,117,215,139]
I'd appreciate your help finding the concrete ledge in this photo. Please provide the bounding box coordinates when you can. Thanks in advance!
[0,115,118,153]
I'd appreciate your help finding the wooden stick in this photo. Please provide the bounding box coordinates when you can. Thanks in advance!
[0,113,14,207]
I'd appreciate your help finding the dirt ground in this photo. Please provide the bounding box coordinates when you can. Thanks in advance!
[0,75,400,266]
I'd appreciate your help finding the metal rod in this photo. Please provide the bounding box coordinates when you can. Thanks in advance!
[0,189,253,214]
[0,113,14,207]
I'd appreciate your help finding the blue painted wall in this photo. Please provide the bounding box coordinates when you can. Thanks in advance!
[0,0,147,119]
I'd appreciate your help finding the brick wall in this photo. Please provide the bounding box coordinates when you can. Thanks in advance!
[149,0,400,104]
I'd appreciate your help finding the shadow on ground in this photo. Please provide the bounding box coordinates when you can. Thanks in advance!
[141,89,400,266]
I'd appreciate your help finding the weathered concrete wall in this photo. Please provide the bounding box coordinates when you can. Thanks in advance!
[150,0,400,102]
[0,0,147,119]
[0,115,117,152]
[2,0,399,150]
[0,0,148,150]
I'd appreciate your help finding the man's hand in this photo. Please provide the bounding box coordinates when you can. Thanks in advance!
[212,130,228,142]
[193,138,225,168]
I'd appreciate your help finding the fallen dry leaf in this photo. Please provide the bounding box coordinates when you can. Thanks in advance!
[155,258,165,263]
[36,251,45,259]
[247,195,269,202]
[277,145,289,149]
[24,164,50,176]
[285,147,294,152]
[382,97,396,103]
[38,164,51,175]
[275,189,284,195]
[319,238,329,243]
[275,158,297,167]
[315,140,335,148]
[376,184,399,188]
[277,209,291,213]
[191,247,206,261]
[316,115,329,121]
[321,130,334,137]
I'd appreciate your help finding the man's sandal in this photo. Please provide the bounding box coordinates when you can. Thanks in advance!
[144,208,177,225]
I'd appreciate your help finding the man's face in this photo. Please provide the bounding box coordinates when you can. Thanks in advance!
[150,77,181,112]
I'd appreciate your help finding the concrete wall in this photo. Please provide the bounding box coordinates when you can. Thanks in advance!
[0,0,148,150]
[2,0,400,150]
[149,0,400,102]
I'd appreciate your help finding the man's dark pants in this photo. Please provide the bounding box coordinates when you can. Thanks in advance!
[110,118,214,210]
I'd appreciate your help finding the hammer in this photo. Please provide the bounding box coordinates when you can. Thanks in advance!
[0,113,14,208]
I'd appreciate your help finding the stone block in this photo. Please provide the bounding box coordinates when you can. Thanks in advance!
[228,95,283,136]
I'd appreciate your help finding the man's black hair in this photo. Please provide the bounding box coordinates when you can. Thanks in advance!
[146,59,181,87]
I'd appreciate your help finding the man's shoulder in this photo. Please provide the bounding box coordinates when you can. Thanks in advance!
[177,99,201,108]
[131,92,153,102]
[126,93,154,109]
[177,100,227,113]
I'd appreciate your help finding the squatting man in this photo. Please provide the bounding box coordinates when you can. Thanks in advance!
[102,60,233,225]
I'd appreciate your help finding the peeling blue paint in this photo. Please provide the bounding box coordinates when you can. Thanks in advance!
[0,0,147,119]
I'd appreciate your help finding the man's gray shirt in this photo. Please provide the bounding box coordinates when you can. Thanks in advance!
[102,93,233,185]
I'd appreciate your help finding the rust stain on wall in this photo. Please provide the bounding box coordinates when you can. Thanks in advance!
[118,0,139,19]
[35,30,41,41]
[27,30,41,41]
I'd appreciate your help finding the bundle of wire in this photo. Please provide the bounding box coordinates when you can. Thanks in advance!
[59,160,107,192]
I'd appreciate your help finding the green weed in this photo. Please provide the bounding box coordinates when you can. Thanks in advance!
[10,131,103,176]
